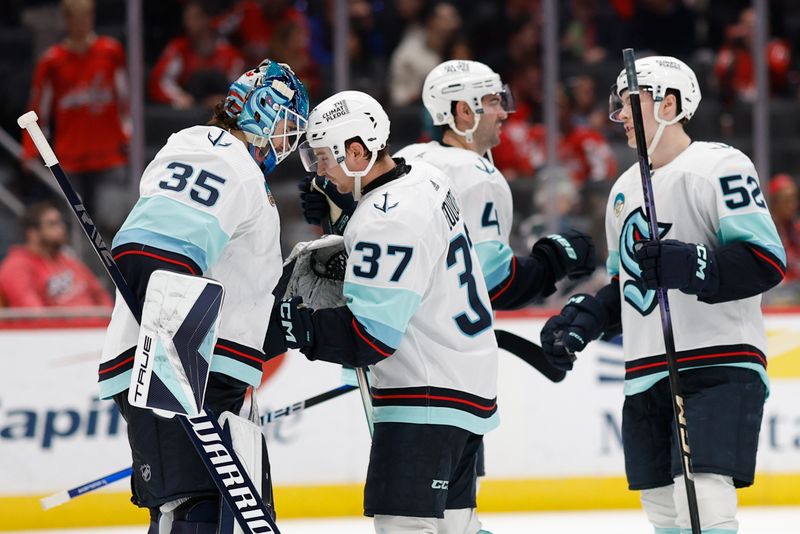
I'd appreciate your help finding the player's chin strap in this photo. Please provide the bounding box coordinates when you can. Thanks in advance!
[447,114,481,144]
[341,151,378,201]
[648,102,687,157]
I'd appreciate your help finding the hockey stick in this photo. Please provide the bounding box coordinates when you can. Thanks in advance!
[313,178,375,437]
[622,49,701,533]
[40,466,133,510]
[494,329,566,382]
[260,383,357,424]
[19,111,280,534]
[41,383,358,509]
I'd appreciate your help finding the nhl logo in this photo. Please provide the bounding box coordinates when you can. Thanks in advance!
[140,464,152,482]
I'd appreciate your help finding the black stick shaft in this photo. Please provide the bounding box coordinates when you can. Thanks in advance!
[622,48,701,534]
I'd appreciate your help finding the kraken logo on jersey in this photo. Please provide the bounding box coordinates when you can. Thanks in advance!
[619,208,671,316]
[474,157,496,174]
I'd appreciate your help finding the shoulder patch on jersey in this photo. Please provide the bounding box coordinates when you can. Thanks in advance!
[207,130,232,147]
[614,192,625,217]
[373,191,399,213]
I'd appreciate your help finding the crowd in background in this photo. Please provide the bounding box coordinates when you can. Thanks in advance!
[1,0,800,311]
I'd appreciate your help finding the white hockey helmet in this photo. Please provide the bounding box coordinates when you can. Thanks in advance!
[609,56,701,155]
[422,60,514,143]
[299,90,390,200]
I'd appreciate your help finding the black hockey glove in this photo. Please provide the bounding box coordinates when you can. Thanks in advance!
[277,296,314,349]
[531,229,596,281]
[634,239,719,297]
[298,174,356,235]
[540,294,608,371]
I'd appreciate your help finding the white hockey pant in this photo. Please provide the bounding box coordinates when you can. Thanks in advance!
[373,508,489,534]
[641,474,739,533]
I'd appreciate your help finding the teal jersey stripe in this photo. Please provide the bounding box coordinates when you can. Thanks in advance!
[354,315,405,349]
[113,196,231,272]
[152,336,195,414]
[210,356,262,387]
[607,250,620,277]
[98,370,132,400]
[680,530,736,534]
[344,281,421,336]
[654,529,681,534]
[624,363,769,397]
[474,240,514,291]
[373,405,500,435]
[718,212,786,266]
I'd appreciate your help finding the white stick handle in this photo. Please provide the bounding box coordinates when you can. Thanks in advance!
[40,490,70,511]
[17,110,58,167]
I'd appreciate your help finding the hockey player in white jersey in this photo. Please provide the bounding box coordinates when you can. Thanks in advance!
[98,59,308,533]
[395,60,596,308]
[277,91,497,534]
[541,56,785,533]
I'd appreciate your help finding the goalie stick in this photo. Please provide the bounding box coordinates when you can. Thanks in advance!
[622,48,701,534]
[41,384,358,509]
[19,111,280,534]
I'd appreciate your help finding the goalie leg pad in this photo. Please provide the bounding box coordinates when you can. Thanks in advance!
[217,410,274,533]
[674,474,738,533]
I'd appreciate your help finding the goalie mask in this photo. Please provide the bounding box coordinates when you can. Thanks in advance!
[609,56,701,156]
[422,60,515,143]
[225,59,309,177]
[299,91,390,201]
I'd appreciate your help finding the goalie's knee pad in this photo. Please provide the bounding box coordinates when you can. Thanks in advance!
[641,484,680,532]
[673,473,738,533]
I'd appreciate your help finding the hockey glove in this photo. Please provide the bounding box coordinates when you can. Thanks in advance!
[531,229,596,281]
[278,297,314,349]
[299,174,356,235]
[540,294,608,371]
[634,239,719,296]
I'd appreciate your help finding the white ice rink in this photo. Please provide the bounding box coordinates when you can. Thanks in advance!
[16,507,800,533]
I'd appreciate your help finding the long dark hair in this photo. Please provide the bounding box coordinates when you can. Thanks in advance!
[207,101,239,130]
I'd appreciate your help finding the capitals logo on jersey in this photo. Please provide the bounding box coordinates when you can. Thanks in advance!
[619,208,671,316]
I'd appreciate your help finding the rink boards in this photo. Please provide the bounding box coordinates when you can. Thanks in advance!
[1,310,799,530]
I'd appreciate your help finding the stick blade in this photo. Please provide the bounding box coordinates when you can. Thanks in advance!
[495,329,567,383]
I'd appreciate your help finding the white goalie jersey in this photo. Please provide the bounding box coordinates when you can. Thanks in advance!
[98,126,283,398]
[395,142,514,293]
[343,160,499,435]
[606,142,785,396]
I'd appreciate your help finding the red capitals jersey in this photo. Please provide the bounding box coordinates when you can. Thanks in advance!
[0,246,113,308]
[149,37,245,105]
[22,37,130,173]
[494,121,617,183]
[714,39,791,97]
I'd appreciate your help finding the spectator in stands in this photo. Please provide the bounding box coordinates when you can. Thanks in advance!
[714,7,792,103]
[22,0,130,234]
[0,201,112,308]
[216,0,309,67]
[560,0,623,65]
[769,173,800,282]
[388,1,461,106]
[149,0,245,110]
[494,83,617,183]
[269,18,320,98]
